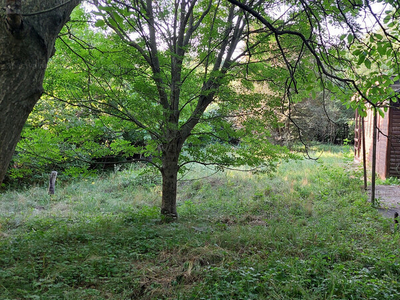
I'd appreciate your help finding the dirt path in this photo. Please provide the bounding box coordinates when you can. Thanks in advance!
[368,185,400,218]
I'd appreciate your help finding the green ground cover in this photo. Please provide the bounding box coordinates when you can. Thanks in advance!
[0,146,399,299]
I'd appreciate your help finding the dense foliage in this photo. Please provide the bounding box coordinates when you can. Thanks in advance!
[285,94,355,145]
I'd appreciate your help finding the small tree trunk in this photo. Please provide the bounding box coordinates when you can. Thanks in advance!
[160,140,181,221]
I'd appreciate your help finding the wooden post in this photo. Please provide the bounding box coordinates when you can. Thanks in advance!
[48,171,57,196]
[362,116,367,190]
[371,109,377,206]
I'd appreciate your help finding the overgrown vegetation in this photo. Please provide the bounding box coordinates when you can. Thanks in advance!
[0,146,399,299]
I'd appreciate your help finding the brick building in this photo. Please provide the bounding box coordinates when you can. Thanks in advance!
[354,83,400,179]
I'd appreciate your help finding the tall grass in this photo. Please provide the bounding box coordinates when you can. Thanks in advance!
[0,145,399,299]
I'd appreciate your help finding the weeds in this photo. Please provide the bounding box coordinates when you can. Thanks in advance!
[0,146,399,299]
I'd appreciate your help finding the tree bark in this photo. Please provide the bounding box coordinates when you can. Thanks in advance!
[371,108,377,206]
[160,137,182,221]
[0,0,80,184]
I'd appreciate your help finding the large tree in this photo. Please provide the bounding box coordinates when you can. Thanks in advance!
[42,1,297,221]
[0,0,80,184]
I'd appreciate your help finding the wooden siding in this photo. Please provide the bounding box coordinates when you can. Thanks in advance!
[354,105,389,179]
[388,101,400,177]
[375,110,389,178]
[354,110,362,161]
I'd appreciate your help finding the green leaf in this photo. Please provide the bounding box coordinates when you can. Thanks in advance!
[369,34,375,43]
[358,109,367,118]
[112,12,124,23]
[94,19,106,27]
[98,5,114,12]
[364,59,371,69]
[92,11,104,17]
[107,17,118,28]
[377,45,386,56]
[311,90,316,99]
[305,85,313,91]
[383,15,391,24]
[347,34,354,44]
[357,54,366,65]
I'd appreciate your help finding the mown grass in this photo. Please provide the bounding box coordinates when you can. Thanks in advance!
[0,145,399,299]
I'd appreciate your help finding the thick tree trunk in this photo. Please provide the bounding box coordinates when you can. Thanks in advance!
[0,69,44,184]
[160,139,181,221]
[0,0,80,184]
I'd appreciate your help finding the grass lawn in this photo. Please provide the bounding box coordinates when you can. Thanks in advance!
[0,145,399,299]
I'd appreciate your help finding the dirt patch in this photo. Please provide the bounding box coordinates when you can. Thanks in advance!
[368,185,400,218]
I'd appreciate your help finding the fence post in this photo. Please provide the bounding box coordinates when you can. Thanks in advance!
[48,171,58,196]
[371,109,377,206]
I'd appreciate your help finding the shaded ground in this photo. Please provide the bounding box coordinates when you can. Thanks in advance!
[368,185,400,219]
